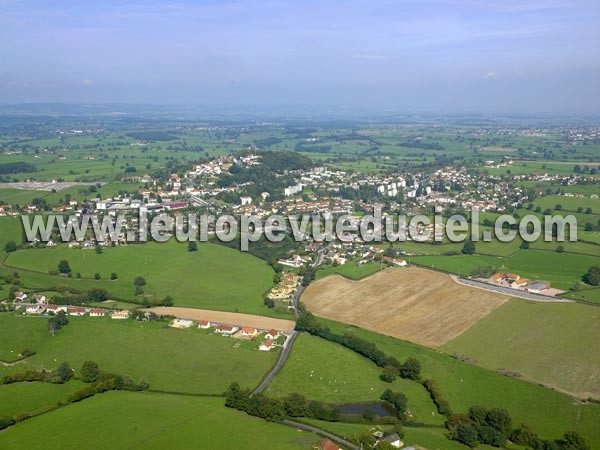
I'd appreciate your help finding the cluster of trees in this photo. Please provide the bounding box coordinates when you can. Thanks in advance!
[381,356,421,383]
[447,406,589,449]
[226,383,362,423]
[1,362,72,386]
[422,379,452,416]
[0,161,36,174]
[296,311,421,383]
[381,389,408,417]
[47,310,68,336]
[447,406,511,447]
[67,360,149,403]
[299,266,316,286]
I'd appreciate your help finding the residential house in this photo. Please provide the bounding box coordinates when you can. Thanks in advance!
[69,307,87,316]
[265,329,280,340]
[46,304,68,314]
[111,310,130,320]
[198,320,211,329]
[89,309,107,317]
[171,319,194,329]
[259,340,274,351]
[379,434,403,448]
[215,325,238,336]
[239,327,258,337]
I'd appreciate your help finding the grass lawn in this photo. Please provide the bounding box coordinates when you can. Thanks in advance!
[0,217,23,254]
[266,333,445,426]
[410,249,598,291]
[0,381,85,418]
[0,392,319,450]
[0,315,49,362]
[312,318,600,449]
[3,240,280,317]
[443,300,600,398]
[0,315,279,394]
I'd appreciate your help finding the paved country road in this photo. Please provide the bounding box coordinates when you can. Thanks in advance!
[451,275,574,303]
[282,420,360,450]
[252,330,298,395]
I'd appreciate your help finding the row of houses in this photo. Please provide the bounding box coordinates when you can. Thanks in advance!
[170,319,282,351]
[489,272,551,294]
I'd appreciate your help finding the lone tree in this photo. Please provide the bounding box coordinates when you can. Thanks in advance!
[80,361,100,383]
[187,241,198,252]
[134,276,146,287]
[461,241,476,255]
[55,362,73,383]
[584,266,600,286]
[4,241,17,253]
[58,259,71,274]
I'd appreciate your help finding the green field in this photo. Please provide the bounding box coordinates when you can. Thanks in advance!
[410,249,598,291]
[443,300,600,398]
[307,318,600,448]
[266,333,445,426]
[0,392,319,450]
[0,315,278,394]
[0,381,85,418]
[3,240,279,316]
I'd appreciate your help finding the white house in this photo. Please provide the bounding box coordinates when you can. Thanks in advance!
[215,325,238,336]
[198,320,211,329]
[46,304,68,314]
[259,340,274,351]
[171,319,194,329]
[111,311,129,320]
[69,307,86,316]
[239,327,258,337]
[265,329,280,340]
[89,309,106,317]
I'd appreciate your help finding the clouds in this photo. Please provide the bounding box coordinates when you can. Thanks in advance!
[0,0,598,112]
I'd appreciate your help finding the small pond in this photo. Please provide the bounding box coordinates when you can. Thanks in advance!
[334,401,395,417]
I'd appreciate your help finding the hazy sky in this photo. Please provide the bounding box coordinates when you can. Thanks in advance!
[1,0,599,113]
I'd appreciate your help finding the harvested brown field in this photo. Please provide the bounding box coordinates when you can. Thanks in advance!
[301,267,509,347]
[144,307,296,332]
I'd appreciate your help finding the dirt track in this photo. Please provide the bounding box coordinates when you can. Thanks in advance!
[301,267,508,347]
[144,307,296,331]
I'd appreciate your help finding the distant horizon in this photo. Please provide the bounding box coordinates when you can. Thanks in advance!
[1,1,599,113]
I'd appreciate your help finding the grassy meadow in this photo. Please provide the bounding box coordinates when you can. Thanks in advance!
[266,333,445,426]
[0,381,85,418]
[0,392,319,450]
[301,318,600,448]
[0,315,278,394]
[443,300,600,398]
[2,240,279,316]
